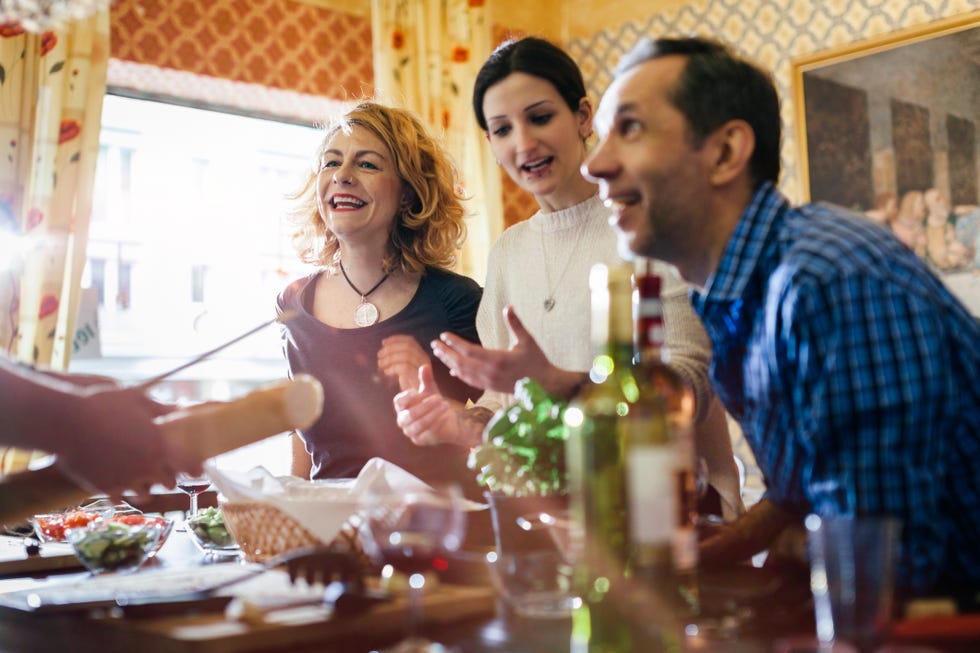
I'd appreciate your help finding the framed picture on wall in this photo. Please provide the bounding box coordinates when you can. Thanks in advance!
[791,11,980,316]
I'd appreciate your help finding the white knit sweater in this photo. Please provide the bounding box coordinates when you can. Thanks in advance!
[476,195,712,410]
[475,194,745,518]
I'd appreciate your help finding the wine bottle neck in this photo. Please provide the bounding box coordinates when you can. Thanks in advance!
[635,272,664,350]
[590,263,634,352]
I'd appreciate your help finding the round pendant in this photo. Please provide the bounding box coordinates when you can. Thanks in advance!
[354,301,380,327]
[544,297,556,312]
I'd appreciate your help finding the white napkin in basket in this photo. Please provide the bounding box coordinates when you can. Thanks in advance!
[205,457,484,545]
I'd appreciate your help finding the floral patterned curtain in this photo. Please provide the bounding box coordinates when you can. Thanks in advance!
[0,11,109,474]
[370,0,502,283]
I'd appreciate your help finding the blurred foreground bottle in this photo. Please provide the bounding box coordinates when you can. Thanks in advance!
[565,263,678,652]
[630,258,700,618]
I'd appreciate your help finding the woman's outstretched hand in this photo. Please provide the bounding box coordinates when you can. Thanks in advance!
[432,306,583,399]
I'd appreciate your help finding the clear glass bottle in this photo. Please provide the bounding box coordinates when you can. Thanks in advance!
[564,263,671,652]
[631,258,699,615]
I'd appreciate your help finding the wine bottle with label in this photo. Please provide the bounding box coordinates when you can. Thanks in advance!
[564,263,674,652]
[630,258,699,615]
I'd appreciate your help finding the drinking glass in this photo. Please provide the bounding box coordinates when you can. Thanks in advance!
[175,472,212,529]
[806,514,901,653]
[359,486,466,653]
[484,492,577,618]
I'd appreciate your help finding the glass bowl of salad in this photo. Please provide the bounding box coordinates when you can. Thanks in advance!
[185,506,239,556]
[66,518,163,574]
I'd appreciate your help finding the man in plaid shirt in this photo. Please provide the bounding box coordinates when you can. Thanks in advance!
[584,35,980,602]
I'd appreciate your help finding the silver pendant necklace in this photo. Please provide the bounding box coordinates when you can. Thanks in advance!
[540,219,586,312]
[339,261,390,327]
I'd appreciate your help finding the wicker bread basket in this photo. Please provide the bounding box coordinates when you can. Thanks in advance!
[221,500,367,566]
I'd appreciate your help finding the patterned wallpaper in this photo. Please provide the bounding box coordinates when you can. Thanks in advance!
[567,0,977,205]
[491,23,539,227]
[109,3,538,220]
[501,171,537,226]
[110,0,373,100]
[107,2,975,213]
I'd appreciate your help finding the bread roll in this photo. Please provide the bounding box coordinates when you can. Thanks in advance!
[155,373,323,460]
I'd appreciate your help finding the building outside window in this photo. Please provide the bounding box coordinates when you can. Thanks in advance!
[71,94,322,474]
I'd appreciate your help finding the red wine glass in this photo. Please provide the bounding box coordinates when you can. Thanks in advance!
[175,472,211,528]
[359,486,466,653]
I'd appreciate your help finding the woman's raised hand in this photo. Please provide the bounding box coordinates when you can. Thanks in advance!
[432,307,550,392]
[378,335,432,392]
[432,307,585,400]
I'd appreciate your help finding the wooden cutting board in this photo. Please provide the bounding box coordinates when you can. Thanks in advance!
[89,582,496,653]
[0,535,82,576]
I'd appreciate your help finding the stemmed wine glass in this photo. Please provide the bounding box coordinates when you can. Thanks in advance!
[359,486,466,653]
[175,472,212,530]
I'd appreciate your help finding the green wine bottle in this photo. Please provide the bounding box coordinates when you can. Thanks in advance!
[565,263,674,652]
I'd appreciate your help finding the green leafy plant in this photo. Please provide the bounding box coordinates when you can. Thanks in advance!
[467,378,569,497]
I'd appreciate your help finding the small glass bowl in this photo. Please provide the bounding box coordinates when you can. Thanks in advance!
[31,500,147,544]
[66,518,162,574]
[185,509,239,556]
[32,501,115,543]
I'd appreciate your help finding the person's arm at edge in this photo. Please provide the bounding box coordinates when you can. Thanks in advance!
[658,267,715,423]
[0,357,86,453]
[698,498,798,566]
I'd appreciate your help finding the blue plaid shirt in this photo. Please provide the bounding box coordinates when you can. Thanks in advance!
[692,183,980,595]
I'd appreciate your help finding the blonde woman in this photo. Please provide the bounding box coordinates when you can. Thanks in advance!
[278,102,482,494]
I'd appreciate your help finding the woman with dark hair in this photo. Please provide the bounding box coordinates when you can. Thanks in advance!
[394,38,744,519]
[278,101,482,493]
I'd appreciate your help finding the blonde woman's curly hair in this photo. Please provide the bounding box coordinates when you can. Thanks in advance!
[288,101,468,275]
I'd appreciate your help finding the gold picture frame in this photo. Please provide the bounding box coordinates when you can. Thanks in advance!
[791,11,980,315]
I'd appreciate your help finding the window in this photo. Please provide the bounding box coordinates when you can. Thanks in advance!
[118,259,132,309]
[71,95,322,475]
[190,264,207,304]
[88,258,106,306]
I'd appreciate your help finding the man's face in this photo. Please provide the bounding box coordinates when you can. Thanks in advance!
[583,56,711,264]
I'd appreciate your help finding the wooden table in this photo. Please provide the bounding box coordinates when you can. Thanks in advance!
[0,531,976,653]
[0,529,498,653]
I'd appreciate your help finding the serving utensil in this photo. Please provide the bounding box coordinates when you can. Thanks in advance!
[133,311,297,391]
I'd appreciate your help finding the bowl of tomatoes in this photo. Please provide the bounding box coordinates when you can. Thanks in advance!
[31,499,115,543]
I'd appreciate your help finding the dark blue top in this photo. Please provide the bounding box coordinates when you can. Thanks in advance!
[692,182,980,596]
[277,267,483,494]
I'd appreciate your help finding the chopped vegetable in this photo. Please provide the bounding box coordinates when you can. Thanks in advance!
[33,509,101,542]
[467,378,569,498]
[111,513,167,528]
[186,506,235,548]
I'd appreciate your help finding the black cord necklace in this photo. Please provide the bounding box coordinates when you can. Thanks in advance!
[339,260,390,327]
